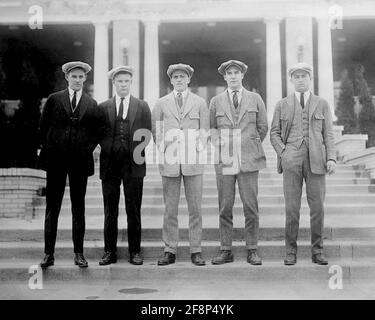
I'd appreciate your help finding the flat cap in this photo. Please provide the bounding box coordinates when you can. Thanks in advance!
[108,66,134,79]
[218,60,248,75]
[167,63,194,78]
[62,61,91,74]
[288,62,313,77]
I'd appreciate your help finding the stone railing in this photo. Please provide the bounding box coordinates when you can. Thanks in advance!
[0,168,46,219]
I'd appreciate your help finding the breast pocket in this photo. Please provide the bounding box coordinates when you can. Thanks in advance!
[215,111,227,127]
[314,113,324,132]
[188,112,200,129]
[246,108,258,123]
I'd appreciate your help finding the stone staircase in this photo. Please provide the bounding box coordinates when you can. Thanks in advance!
[1,141,375,290]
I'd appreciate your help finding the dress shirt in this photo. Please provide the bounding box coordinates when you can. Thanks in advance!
[115,93,130,119]
[228,87,243,106]
[68,87,82,110]
[294,90,311,107]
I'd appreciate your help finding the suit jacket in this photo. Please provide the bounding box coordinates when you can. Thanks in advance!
[270,93,336,175]
[99,95,151,180]
[39,88,104,176]
[209,89,268,175]
[151,91,209,177]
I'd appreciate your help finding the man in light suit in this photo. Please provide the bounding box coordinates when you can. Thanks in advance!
[98,66,151,266]
[210,60,268,265]
[152,63,209,266]
[270,62,336,266]
[39,61,105,268]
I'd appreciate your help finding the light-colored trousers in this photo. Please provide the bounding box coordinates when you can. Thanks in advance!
[161,174,203,254]
[216,171,259,250]
[281,142,325,255]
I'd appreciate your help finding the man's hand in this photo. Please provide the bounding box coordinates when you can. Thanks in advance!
[327,160,336,175]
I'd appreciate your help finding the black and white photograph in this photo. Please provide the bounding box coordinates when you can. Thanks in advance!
[0,0,375,306]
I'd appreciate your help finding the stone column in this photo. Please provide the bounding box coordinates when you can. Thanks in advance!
[285,17,314,94]
[317,17,336,120]
[143,19,160,109]
[265,18,282,124]
[93,21,109,103]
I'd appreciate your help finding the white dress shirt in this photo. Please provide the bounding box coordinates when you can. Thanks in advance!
[173,89,188,102]
[294,90,311,107]
[228,87,243,106]
[68,87,82,111]
[115,93,130,119]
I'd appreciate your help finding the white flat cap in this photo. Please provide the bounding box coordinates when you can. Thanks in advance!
[62,61,91,74]
[167,63,194,78]
[288,62,313,77]
[218,60,248,75]
[108,66,134,79]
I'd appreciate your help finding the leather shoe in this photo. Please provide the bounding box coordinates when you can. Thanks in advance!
[74,253,88,268]
[284,253,297,265]
[247,249,262,265]
[157,252,176,266]
[129,252,143,265]
[99,252,117,266]
[312,253,328,265]
[40,254,54,269]
[191,252,206,266]
[211,250,234,265]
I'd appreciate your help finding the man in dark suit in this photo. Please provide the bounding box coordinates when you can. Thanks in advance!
[39,61,105,268]
[98,66,151,266]
[270,62,336,266]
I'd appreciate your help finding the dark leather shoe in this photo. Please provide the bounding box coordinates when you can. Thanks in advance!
[157,252,176,266]
[247,249,262,265]
[211,250,234,265]
[191,252,206,266]
[99,252,117,266]
[284,253,297,265]
[312,253,328,265]
[129,252,143,265]
[74,253,88,268]
[40,254,54,269]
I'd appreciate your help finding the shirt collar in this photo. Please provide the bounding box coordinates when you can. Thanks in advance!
[173,89,188,99]
[228,87,243,96]
[68,87,82,97]
[295,90,311,102]
[115,93,130,104]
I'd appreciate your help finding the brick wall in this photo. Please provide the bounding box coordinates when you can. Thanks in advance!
[0,168,46,219]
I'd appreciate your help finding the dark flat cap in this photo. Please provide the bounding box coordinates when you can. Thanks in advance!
[218,60,248,75]
[288,62,313,77]
[108,66,134,79]
[62,61,91,74]
[167,63,194,78]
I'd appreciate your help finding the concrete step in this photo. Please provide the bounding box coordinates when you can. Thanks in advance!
[1,239,375,261]
[58,193,375,206]
[2,259,375,283]
[33,202,375,217]
[85,177,371,187]
[71,184,375,196]
[2,226,375,242]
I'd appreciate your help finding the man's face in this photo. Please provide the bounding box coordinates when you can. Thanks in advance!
[65,68,87,91]
[170,70,190,92]
[113,73,132,97]
[290,70,311,92]
[224,66,244,90]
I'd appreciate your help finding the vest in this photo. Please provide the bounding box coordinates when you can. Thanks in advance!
[67,104,80,153]
[113,113,131,153]
[286,96,310,149]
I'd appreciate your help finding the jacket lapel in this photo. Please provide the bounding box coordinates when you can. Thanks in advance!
[238,89,250,123]
[78,92,88,120]
[223,90,234,125]
[167,92,180,121]
[181,92,194,119]
[127,95,139,129]
[62,89,72,116]
[108,97,116,131]
[308,93,319,121]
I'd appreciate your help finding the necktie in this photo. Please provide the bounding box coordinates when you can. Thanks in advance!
[300,92,305,109]
[177,92,183,109]
[233,90,239,109]
[118,98,124,119]
[71,91,77,111]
